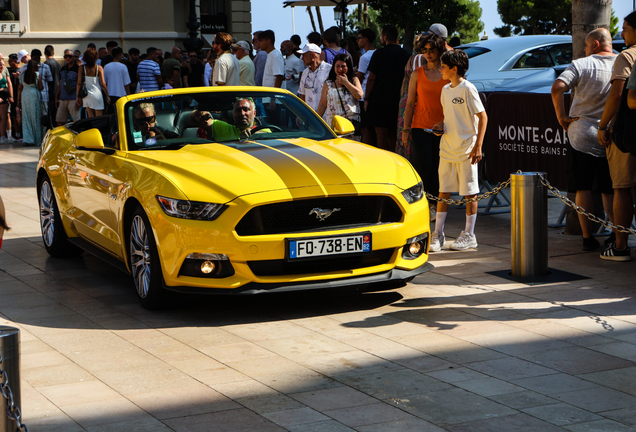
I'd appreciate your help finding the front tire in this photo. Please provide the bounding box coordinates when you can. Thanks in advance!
[39,175,83,257]
[129,206,170,309]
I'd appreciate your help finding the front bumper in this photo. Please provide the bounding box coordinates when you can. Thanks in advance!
[163,261,434,294]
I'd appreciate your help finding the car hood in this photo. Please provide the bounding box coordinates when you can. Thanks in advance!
[125,137,418,203]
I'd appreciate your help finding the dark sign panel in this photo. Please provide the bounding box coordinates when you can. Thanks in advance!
[200,14,228,34]
[484,92,571,189]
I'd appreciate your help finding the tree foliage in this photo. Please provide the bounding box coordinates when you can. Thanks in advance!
[610,9,619,38]
[347,6,383,48]
[494,0,572,37]
[452,0,485,43]
[365,0,469,50]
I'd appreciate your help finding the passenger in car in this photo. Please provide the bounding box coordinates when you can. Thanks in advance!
[132,102,179,144]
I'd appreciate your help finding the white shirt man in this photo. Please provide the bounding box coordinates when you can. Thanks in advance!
[258,31,285,88]
[281,40,305,95]
[297,44,330,112]
[231,41,256,86]
[212,33,240,86]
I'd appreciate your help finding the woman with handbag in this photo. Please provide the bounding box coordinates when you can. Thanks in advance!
[317,53,363,138]
[77,47,110,117]
[401,33,449,221]
[17,60,43,146]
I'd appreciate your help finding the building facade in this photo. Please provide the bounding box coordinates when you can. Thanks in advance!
[0,0,251,57]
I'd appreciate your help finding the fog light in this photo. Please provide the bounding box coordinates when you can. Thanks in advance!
[409,242,422,255]
[200,260,216,274]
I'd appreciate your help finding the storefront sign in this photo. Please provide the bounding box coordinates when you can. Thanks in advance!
[0,22,20,34]
[200,14,227,34]
[484,92,571,189]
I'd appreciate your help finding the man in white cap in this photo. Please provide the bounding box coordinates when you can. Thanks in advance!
[17,49,29,73]
[297,43,330,113]
[231,41,255,86]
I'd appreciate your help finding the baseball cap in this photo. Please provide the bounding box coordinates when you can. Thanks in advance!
[297,43,321,55]
[427,23,448,39]
[17,49,28,63]
[231,41,250,51]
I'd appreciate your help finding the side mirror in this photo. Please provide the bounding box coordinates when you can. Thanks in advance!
[331,115,355,136]
[75,129,112,154]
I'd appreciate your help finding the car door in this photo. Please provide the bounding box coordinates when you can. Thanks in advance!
[64,136,121,255]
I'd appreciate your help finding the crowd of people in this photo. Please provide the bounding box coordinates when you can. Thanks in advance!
[0,41,210,145]
[2,16,635,259]
[551,11,636,262]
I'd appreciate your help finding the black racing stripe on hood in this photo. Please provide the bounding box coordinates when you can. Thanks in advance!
[230,142,320,198]
[253,139,358,195]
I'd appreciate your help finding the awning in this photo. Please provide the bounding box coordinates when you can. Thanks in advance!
[283,0,367,7]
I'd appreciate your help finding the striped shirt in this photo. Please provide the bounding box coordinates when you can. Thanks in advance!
[137,59,161,92]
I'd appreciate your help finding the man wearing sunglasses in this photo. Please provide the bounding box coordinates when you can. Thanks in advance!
[190,98,264,141]
[55,49,81,126]
[297,43,329,113]
[132,103,178,143]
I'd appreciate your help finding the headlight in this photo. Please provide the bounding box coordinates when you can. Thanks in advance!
[156,196,227,220]
[401,181,425,204]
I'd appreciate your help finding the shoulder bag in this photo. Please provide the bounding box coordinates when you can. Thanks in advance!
[335,82,361,135]
[78,66,89,99]
[611,84,636,156]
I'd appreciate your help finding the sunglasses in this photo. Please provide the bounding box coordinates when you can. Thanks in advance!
[63,54,73,58]
[422,48,438,53]
[134,115,156,126]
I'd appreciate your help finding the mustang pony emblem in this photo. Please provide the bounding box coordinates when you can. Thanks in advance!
[309,207,341,221]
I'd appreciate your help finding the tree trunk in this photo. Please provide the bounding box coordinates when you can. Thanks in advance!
[315,6,325,34]
[403,24,415,54]
[572,0,612,60]
[307,6,317,33]
[364,3,369,26]
[358,5,362,22]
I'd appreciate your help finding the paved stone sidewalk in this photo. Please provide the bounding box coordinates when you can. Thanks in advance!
[1,143,636,431]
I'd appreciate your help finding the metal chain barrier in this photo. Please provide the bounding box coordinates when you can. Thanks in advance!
[424,170,636,236]
[536,173,636,235]
[0,354,27,432]
[425,177,512,205]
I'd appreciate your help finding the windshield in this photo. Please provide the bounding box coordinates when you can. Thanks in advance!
[124,91,335,151]
[457,46,491,59]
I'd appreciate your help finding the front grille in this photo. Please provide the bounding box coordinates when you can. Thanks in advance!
[247,248,395,276]
[235,196,403,236]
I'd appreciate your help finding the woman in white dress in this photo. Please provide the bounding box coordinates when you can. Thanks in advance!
[77,47,109,117]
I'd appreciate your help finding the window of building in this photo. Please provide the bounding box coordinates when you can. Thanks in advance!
[0,0,17,20]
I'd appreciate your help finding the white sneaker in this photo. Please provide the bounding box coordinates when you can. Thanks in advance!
[449,231,478,250]
[429,231,445,252]
[430,205,437,222]
[0,136,6,143]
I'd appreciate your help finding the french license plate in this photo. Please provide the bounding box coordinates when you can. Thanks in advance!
[287,233,371,260]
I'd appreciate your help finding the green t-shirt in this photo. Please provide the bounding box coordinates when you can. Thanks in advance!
[212,119,241,141]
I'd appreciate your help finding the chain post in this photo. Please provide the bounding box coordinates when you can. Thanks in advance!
[511,172,549,277]
[0,327,27,432]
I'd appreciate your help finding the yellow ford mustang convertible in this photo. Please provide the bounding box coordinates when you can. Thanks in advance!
[37,88,432,308]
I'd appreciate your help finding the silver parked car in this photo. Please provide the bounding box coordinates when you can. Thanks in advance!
[457,35,573,91]
[484,37,627,93]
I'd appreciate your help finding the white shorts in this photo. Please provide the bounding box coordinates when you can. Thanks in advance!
[439,158,479,196]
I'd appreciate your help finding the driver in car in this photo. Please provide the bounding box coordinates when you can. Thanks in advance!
[133,103,179,144]
[190,97,270,141]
